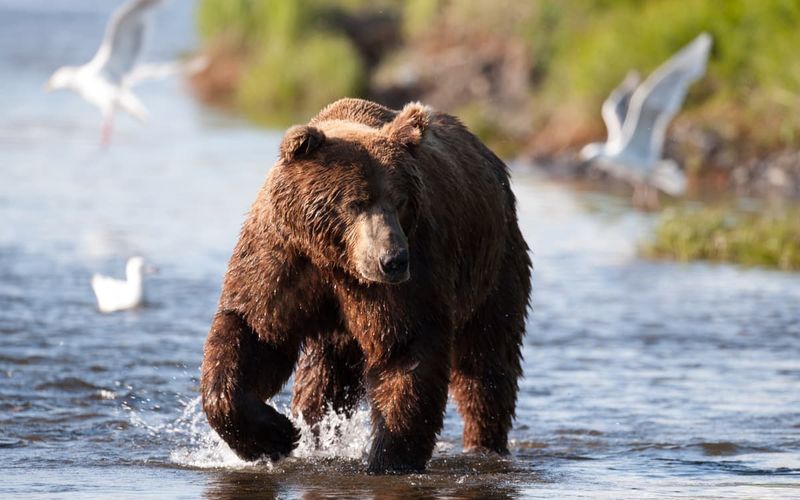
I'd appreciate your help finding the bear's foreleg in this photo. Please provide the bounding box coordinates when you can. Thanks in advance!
[365,332,451,473]
[201,310,301,461]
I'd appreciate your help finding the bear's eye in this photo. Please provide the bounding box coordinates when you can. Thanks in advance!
[397,197,409,212]
[347,200,368,214]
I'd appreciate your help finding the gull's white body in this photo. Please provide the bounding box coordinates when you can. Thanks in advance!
[92,257,147,313]
[581,33,713,200]
[46,0,162,144]
[61,66,146,120]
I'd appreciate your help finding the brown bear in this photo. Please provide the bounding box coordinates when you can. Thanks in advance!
[200,98,532,473]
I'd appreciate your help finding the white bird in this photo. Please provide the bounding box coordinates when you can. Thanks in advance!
[580,33,713,209]
[91,257,155,313]
[45,0,162,146]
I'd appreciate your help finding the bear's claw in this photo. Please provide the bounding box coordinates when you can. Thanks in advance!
[223,394,301,462]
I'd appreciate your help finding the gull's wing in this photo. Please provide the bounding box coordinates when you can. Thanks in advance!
[615,33,712,167]
[601,71,640,146]
[123,56,209,87]
[124,61,179,86]
[89,0,162,83]
[92,274,124,291]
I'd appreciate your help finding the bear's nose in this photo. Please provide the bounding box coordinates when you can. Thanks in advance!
[379,248,409,276]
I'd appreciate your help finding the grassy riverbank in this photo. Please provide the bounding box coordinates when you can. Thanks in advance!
[644,206,800,271]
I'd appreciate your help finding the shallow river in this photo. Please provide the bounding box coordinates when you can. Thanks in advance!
[1,2,799,498]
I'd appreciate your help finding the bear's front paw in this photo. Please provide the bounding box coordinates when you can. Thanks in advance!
[213,393,301,462]
[367,430,427,474]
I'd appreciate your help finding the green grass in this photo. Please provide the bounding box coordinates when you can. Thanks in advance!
[644,206,800,271]
[238,33,364,126]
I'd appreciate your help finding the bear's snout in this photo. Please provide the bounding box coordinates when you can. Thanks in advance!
[353,206,410,284]
[379,248,410,283]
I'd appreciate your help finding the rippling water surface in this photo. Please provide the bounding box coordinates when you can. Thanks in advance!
[1,2,799,498]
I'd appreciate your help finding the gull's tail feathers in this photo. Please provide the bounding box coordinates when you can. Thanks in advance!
[649,159,687,196]
[118,90,149,122]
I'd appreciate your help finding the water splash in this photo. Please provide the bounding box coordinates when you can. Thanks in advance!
[166,398,250,469]
[122,396,248,469]
[127,396,372,469]
[292,405,371,461]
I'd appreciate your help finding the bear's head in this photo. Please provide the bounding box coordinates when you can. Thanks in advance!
[267,103,430,285]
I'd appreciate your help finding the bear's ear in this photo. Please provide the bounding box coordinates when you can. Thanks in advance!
[280,125,326,163]
[383,102,430,148]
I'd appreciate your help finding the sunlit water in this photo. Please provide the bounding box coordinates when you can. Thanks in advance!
[1,2,799,498]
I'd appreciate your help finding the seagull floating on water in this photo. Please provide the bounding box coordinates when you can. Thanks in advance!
[580,33,713,209]
[45,0,205,146]
[91,257,155,313]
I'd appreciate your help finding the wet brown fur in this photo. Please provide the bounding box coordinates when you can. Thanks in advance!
[200,98,532,473]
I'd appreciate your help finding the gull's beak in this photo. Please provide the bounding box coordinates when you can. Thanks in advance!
[44,79,55,92]
[143,265,159,275]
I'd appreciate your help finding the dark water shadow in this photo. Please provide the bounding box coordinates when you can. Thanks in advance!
[201,455,541,499]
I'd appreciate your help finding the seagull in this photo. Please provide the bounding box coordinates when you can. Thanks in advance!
[580,33,713,209]
[91,257,156,313]
[45,0,162,146]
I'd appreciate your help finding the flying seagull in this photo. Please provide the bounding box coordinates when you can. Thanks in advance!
[91,256,156,313]
[580,33,713,209]
[45,0,162,146]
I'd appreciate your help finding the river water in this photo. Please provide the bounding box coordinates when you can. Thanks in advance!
[1,2,799,498]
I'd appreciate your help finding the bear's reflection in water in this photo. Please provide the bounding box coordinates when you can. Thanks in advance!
[203,455,530,499]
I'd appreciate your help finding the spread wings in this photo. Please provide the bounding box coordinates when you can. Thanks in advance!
[601,71,640,147]
[613,33,712,164]
[89,0,162,83]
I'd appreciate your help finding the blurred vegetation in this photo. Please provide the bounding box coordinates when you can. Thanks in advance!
[195,0,371,124]
[237,34,363,125]
[194,0,800,160]
[644,206,800,271]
